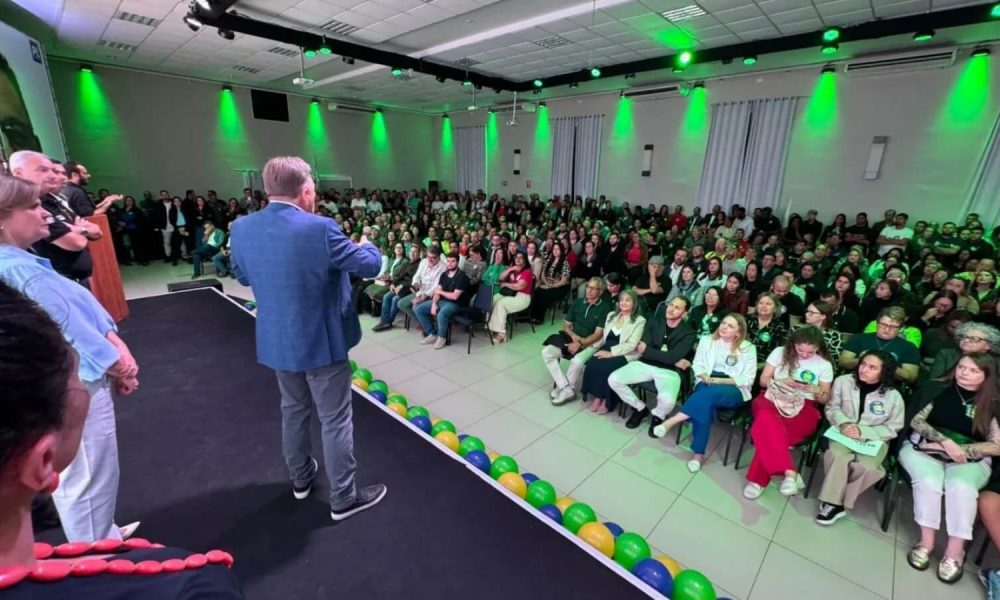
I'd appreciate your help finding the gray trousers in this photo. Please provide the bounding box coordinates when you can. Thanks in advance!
[275,361,357,510]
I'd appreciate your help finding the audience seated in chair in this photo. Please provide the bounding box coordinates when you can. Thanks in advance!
[543,277,614,406]
[839,306,921,386]
[487,250,534,344]
[413,252,470,349]
[579,289,646,415]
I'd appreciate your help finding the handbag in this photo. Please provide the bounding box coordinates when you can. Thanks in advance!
[765,379,807,418]
[498,285,517,297]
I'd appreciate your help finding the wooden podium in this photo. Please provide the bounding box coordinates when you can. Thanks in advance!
[85,214,129,322]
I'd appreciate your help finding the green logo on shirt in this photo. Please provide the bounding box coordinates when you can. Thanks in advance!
[799,370,816,384]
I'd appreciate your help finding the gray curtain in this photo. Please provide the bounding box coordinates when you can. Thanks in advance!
[736,97,798,215]
[455,125,485,194]
[962,111,1000,229]
[550,117,576,198]
[572,114,604,200]
[697,102,752,212]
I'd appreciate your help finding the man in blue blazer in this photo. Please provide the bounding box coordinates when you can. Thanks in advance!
[230,156,387,521]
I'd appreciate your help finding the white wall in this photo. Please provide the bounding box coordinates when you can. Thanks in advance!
[48,60,437,198]
[443,60,1000,224]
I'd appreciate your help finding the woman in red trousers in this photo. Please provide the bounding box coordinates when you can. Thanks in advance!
[743,326,835,500]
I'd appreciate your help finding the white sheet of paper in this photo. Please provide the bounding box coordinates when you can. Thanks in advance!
[824,427,884,457]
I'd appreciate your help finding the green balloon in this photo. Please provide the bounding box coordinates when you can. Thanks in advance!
[348,359,357,372]
[673,570,717,600]
[613,532,651,571]
[353,368,373,383]
[369,380,389,394]
[407,406,430,419]
[430,420,456,436]
[386,394,408,408]
[458,436,485,457]
[562,502,597,534]
[525,480,557,509]
[489,455,519,480]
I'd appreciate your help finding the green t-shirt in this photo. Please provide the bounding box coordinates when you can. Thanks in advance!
[565,297,613,338]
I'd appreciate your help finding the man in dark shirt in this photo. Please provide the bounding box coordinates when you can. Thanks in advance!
[61,161,116,217]
[844,212,873,255]
[633,255,671,315]
[608,296,698,436]
[10,151,99,284]
[413,252,469,349]
[770,274,805,326]
[801,209,823,242]
[965,226,995,260]
[544,276,614,405]
[930,222,965,268]
[819,288,860,333]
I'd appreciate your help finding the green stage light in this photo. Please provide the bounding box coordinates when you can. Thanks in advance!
[319,44,333,55]
[590,67,601,78]
[80,64,93,72]
[913,30,935,42]
[462,78,472,86]
[311,98,320,104]
[971,47,991,57]
[303,49,317,58]
[391,68,403,77]
[222,84,232,92]
[533,79,543,88]
[991,3,1000,18]
[823,28,840,42]
[678,51,692,66]
[743,55,757,65]
[821,42,839,55]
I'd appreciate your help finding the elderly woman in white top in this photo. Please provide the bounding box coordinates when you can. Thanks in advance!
[816,349,904,525]
[0,175,139,542]
[653,314,757,472]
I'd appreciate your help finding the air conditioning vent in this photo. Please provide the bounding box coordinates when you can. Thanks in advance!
[454,58,480,68]
[116,11,158,27]
[533,36,572,49]
[319,19,360,36]
[97,40,137,52]
[233,65,261,73]
[843,49,956,77]
[268,46,299,57]
[623,84,684,100]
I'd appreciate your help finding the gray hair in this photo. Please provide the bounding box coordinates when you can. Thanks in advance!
[955,322,1000,354]
[588,276,603,291]
[8,150,48,172]
[262,156,312,198]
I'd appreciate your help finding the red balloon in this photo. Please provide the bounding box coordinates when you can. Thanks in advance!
[136,560,163,575]
[31,560,72,582]
[161,559,186,573]
[107,559,137,575]
[54,541,91,557]
[185,553,208,569]
[93,539,123,553]
[71,559,109,577]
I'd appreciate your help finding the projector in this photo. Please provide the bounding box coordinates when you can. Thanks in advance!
[507,118,519,127]
[293,76,315,87]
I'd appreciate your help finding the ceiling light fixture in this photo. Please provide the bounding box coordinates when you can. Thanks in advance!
[822,28,841,42]
[304,48,317,58]
[462,78,473,86]
[319,39,333,55]
[375,107,383,113]
[222,84,233,92]
[693,81,704,89]
[991,3,1000,17]
[676,51,693,69]
[743,55,757,65]
[913,30,935,42]
[538,101,546,107]
[821,64,836,74]
[533,79,543,88]
[391,67,403,77]
[821,42,839,55]
[311,98,320,105]
[80,64,93,73]
[443,113,449,119]
[971,47,991,57]
[661,5,706,22]
[589,67,602,78]
[217,29,235,40]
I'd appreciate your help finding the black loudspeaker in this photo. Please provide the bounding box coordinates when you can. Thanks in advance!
[167,279,224,294]
[428,180,439,194]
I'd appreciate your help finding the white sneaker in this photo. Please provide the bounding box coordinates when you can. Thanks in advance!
[420,335,438,345]
[433,337,446,350]
[549,387,561,399]
[743,482,763,500]
[552,386,577,405]
[686,459,702,473]
[652,422,675,438]
[780,474,805,497]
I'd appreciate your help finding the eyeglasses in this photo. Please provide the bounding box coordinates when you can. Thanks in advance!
[961,335,988,344]
[805,309,822,316]
[876,321,901,330]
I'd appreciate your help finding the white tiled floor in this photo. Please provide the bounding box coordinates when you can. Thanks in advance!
[123,264,988,600]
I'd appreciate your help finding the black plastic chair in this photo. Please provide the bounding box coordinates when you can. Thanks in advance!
[505,291,536,340]
[448,284,494,354]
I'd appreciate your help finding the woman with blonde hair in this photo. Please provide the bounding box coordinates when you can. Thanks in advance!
[579,289,646,415]
[653,313,757,472]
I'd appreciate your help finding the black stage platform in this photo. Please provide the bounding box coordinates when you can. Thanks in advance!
[111,288,656,599]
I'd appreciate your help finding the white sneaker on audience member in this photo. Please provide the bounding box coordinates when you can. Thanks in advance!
[686,459,702,473]
[780,474,805,496]
[420,335,438,345]
[549,387,560,399]
[552,386,576,405]
[433,337,446,350]
[743,482,763,500]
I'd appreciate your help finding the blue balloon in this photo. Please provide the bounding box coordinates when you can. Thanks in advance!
[538,504,563,525]
[522,472,539,485]
[458,434,469,442]
[604,521,624,538]
[409,415,432,434]
[465,450,491,474]
[631,558,672,596]
[369,390,387,404]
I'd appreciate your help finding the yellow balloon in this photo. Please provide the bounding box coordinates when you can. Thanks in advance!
[655,555,683,578]
[555,496,576,514]
[577,522,615,558]
[487,450,500,461]
[498,472,527,498]
[387,402,407,417]
[434,431,460,452]
[352,378,369,391]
